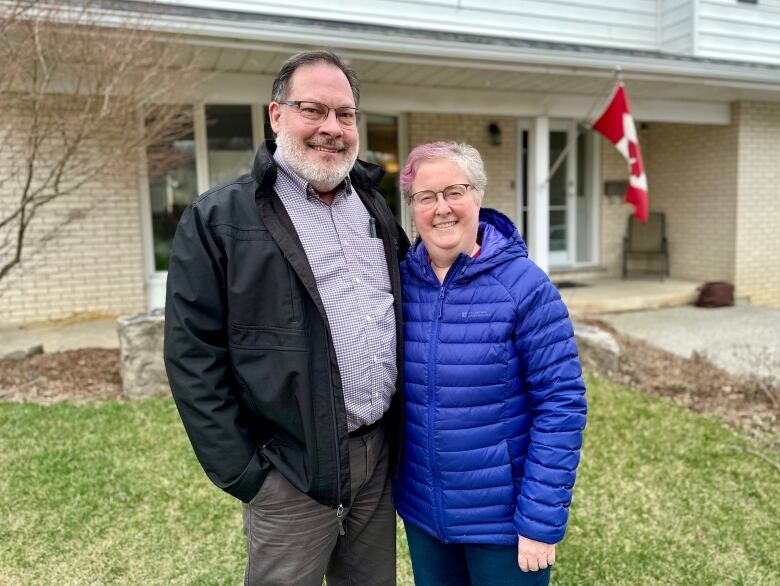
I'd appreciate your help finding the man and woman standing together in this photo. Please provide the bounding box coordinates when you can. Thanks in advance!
[164,50,587,585]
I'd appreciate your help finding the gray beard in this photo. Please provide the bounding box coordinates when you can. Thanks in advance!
[275,131,358,193]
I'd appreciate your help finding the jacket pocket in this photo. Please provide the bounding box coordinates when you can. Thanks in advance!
[223,228,304,328]
[228,324,310,447]
[228,322,307,350]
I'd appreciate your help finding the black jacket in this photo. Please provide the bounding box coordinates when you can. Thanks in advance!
[164,141,409,506]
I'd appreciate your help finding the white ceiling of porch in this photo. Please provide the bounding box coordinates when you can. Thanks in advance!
[183,45,780,104]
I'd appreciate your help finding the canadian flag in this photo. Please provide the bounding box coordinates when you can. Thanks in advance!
[592,82,649,223]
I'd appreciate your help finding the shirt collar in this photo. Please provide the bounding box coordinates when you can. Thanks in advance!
[273,148,352,203]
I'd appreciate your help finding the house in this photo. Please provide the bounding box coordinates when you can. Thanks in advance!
[1,0,779,323]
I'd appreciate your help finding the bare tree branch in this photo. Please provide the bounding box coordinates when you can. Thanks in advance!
[0,0,205,286]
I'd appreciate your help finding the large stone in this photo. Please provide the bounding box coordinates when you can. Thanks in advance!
[117,309,169,400]
[0,344,44,361]
[573,321,621,374]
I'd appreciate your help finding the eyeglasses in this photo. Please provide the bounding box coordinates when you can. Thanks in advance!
[411,184,475,209]
[280,100,359,127]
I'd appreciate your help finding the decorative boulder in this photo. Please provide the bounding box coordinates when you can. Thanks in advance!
[573,321,621,374]
[117,309,169,400]
[1,344,44,361]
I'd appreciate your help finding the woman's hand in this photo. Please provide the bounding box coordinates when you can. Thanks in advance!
[517,535,555,572]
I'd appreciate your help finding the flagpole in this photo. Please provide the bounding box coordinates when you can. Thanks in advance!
[542,67,623,185]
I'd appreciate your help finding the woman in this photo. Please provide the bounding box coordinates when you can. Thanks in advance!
[395,142,587,585]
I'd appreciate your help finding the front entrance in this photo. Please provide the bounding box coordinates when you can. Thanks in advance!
[518,119,598,269]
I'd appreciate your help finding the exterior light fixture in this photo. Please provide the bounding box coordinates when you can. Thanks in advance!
[488,122,502,146]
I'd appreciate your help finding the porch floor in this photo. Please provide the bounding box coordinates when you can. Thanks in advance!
[556,277,702,316]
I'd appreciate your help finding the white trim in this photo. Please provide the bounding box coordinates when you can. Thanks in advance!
[565,121,578,266]
[515,118,530,235]
[37,65,735,124]
[397,111,411,237]
[692,0,701,57]
[147,272,168,311]
[361,82,732,124]
[194,102,209,192]
[136,109,157,311]
[529,116,550,274]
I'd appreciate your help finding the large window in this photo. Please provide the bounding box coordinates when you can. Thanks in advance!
[147,104,257,272]
[147,108,197,271]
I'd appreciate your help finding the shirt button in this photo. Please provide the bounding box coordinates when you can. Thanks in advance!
[373,355,380,363]
[344,240,351,247]
[373,392,379,398]
[366,315,373,322]
[353,277,363,284]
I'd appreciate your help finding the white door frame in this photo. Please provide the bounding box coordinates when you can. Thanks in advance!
[527,116,550,273]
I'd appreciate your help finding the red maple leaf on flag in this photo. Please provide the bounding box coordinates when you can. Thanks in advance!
[592,82,649,222]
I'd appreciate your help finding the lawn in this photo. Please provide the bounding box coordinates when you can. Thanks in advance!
[1,376,778,585]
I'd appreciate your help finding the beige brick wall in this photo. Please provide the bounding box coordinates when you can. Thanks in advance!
[643,122,738,282]
[734,102,780,307]
[406,113,518,220]
[0,95,146,324]
[600,123,739,283]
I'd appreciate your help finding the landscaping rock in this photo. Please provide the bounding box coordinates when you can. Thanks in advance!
[573,321,621,373]
[117,310,169,400]
[0,344,44,361]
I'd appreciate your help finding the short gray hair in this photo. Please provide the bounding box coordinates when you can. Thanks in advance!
[400,141,487,205]
[271,50,360,106]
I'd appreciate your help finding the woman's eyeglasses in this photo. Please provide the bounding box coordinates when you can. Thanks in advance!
[411,184,475,209]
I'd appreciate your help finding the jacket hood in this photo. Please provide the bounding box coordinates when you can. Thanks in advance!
[405,207,528,284]
[252,139,385,196]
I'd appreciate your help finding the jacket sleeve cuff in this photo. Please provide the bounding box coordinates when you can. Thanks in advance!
[514,508,566,544]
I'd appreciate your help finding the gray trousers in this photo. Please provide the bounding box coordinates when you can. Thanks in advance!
[242,423,395,586]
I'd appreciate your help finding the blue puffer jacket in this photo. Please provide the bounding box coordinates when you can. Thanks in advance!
[395,208,587,546]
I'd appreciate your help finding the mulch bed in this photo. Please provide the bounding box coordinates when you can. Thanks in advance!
[0,329,777,448]
[0,348,124,404]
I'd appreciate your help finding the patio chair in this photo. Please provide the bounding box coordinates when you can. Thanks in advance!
[622,212,669,280]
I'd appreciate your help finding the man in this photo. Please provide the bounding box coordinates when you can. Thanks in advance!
[163,50,408,586]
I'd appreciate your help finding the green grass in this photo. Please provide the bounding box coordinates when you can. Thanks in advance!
[1,376,778,585]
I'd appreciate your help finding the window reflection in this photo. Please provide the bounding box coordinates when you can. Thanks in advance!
[206,105,254,187]
[365,113,400,220]
[147,108,197,271]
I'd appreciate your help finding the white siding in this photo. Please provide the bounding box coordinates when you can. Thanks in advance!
[697,0,780,64]
[157,0,661,50]
[659,0,695,54]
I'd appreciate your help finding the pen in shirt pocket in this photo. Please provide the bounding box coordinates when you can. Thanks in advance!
[369,217,378,238]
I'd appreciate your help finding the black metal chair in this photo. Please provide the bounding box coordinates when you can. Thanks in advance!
[622,212,669,279]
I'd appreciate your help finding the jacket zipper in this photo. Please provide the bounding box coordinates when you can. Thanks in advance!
[327,340,345,533]
[425,257,465,543]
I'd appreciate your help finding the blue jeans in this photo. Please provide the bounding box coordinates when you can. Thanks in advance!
[404,522,552,586]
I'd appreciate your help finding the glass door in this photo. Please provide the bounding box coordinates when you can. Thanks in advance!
[549,121,577,267]
[518,119,596,269]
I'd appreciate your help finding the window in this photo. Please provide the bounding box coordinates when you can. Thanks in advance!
[365,113,401,220]
[206,105,254,187]
[146,108,197,271]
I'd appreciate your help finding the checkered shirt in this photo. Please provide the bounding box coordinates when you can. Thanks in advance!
[273,151,397,431]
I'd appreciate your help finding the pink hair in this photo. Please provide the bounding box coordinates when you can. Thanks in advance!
[399,141,486,204]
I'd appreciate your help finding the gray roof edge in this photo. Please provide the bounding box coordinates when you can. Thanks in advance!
[87,0,780,78]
